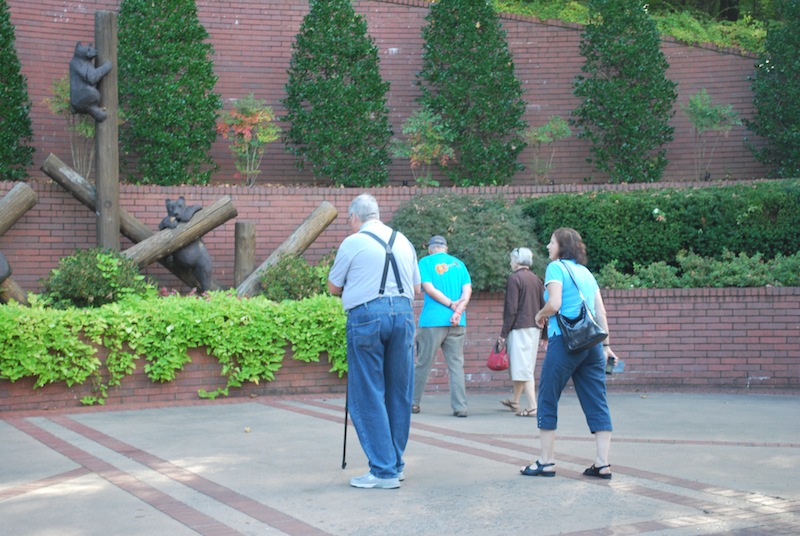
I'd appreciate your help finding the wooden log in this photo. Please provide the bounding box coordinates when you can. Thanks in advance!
[40,153,223,290]
[122,196,237,268]
[0,277,29,306]
[0,183,38,236]
[41,153,145,239]
[95,11,121,250]
[237,201,337,298]
[234,221,256,287]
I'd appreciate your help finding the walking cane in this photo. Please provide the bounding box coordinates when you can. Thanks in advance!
[341,384,348,469]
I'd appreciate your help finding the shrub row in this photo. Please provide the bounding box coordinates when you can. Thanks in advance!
[519,180,800,274]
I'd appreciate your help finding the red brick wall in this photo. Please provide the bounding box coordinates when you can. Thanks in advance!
[3,179,773,293]
[0,348,347,412]
[9,0,767,187]
[1,286,797,412]
[1,180,798,409]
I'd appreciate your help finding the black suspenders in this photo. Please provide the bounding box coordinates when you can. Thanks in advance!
[360,230,405,295]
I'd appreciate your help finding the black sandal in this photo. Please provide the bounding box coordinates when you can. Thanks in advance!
[583,464,612,480]
[520,460,556,477]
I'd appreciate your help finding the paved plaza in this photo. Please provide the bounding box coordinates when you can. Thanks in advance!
[1,391,798,535]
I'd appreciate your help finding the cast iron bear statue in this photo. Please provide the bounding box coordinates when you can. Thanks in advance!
[69,42,113,122]
[158,197,214,292]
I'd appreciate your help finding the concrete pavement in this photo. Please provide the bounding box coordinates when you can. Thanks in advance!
[1,391,799,535]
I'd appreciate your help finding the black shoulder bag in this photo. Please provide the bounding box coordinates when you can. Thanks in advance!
[555,261,608,353]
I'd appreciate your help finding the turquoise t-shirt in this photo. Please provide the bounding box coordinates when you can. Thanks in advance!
[418,252,472,328]
[543,259,599,338]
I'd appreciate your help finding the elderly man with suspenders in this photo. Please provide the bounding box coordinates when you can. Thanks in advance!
[328,193,421,489]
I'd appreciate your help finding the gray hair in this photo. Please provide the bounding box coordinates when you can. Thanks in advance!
[510,247,533,267]
[348,193,380,222]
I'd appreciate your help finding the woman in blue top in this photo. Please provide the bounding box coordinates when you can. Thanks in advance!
[522,227,619,479]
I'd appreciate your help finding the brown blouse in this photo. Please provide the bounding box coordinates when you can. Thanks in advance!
[500,267,545,339]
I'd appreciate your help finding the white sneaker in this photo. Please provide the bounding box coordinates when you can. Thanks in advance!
[350,472,400,489]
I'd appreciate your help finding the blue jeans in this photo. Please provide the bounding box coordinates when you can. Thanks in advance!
[346,296,415,479]
[537,335,612,433]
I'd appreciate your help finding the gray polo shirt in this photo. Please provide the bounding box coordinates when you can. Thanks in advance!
[328,220,420,311]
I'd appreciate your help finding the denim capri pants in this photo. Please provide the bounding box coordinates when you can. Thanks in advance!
[536,335,613,433]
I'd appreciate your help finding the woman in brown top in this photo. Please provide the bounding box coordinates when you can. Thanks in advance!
[497,247,545,417]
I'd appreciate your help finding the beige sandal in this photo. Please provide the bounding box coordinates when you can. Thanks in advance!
[516,408,537,417]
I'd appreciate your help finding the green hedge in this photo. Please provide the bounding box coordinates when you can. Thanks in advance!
[519,180,800,273]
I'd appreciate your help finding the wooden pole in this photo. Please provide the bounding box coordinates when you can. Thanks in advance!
[237,201,337,298]
[122,196,238,268]
[94,10,120,249]
[0,277,28,306]
[0,183,38,306]
[0,183,38,236]
[234,221,256,287]
[41,153,225,290]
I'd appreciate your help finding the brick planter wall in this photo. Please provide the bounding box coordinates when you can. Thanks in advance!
[0,348,346,412]
[1,286,797,412]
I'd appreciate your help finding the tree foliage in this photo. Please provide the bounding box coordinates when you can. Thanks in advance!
[391,194,546,292]
[746,0,800,178]
[282,0,392,187]
[0,0,33,181]
[572,0,678,183]
[417,0,528,186]
[118,0,221,185]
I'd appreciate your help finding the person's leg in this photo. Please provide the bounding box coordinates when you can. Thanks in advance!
[346,300,400,479]
[520,381,537,413]
[383,298,416,476]
[507,329,534,408]
[539,429,556,464]
[571,344,613,477]
[511,381,524,406]
[412,327,445,408]
[521,336,574,476]
[536,336,574,432]
[522,328,542,412]
[440,326,468,413]
[571,344,613,433]
[593,430,612,472]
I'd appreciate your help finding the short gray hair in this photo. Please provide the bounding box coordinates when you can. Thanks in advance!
[510,247,533,267]
[348,193,380,222]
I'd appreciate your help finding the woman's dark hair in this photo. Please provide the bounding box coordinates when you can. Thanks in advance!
[553,227,587,265]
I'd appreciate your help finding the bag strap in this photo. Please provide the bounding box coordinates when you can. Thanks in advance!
[361,230,404,295]
[559,260,588,303]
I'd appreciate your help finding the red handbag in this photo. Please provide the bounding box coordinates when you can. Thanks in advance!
[487,341,509,371]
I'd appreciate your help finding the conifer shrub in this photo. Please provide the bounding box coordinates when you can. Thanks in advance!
[572,0,677,183]
[118,0,221,185]
[0,0,34,180]
[416,0,527,186]
[282,0,392,187]
[747,0,800,178]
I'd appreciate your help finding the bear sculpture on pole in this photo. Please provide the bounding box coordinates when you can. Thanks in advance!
[69,41,113,122]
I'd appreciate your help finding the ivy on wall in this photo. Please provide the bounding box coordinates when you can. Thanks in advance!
[0,292,347,404]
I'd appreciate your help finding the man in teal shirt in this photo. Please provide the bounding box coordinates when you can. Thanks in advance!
[412,235,473,417]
